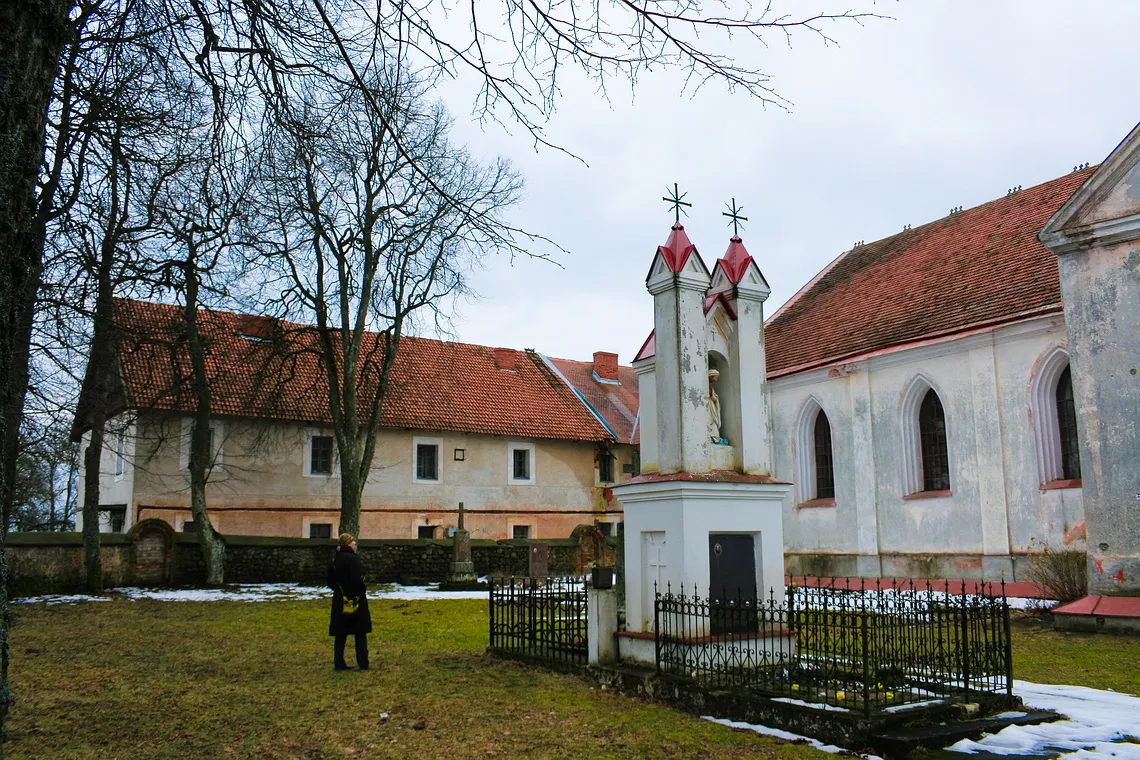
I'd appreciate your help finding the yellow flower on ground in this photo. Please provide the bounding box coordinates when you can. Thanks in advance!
[791,684,800,691]
[836,691,846,700]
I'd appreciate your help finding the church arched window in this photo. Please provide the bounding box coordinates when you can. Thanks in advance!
[1055,366,1081,480]
[813,410,835,500]
[918,389,950,492]
[1032,347,1081,486]
[795,397,836,506]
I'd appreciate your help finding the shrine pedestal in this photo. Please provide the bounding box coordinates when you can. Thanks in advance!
[613,471,791,638]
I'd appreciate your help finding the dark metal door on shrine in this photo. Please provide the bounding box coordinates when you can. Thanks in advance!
[709,533,758,635]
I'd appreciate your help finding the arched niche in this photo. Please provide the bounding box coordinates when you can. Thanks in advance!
[708,350,739,449]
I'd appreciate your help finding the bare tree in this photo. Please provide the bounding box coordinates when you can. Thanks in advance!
[259,71,522,535]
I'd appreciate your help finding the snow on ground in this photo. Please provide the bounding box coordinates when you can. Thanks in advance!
[14,582,488,605]
[709,681,1140,759]
[704,716,884,758]
[948,681,1140,757]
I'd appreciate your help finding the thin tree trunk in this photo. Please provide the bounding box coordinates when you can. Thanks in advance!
[183,264,225,586]
[81,422,105,593]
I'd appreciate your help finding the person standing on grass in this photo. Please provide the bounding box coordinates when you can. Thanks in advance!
[328,533,371,671]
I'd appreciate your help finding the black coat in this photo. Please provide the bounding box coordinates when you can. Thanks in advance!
[328,546,372,636]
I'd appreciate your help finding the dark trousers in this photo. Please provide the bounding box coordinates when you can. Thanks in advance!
[334,633,369,670]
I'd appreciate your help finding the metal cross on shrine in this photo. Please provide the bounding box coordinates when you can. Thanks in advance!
[723,198,748,237]
[663,182,692,223]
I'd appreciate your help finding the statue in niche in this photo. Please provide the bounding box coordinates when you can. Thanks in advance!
[708,368,726,444]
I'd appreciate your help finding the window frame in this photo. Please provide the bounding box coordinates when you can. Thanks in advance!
[794,397,837,507]
[1031,347,1082,487]
[597,451,616,485]
[918,389,951,493]
[512,524,532,540]
[113,429,127,480]
[507,441,536,485]
[308,522,333,540]
[302,429,338,478]
[412,436,443,484]
[899,377,953,497]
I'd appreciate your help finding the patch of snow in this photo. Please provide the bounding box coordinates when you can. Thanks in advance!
[948,681,1140,757]
[1007,597,1059,611]
[12,594,112,606]
[771,696,851,713]
[704,716,884,758]
[14,582,489,604]
[882,698,944,713]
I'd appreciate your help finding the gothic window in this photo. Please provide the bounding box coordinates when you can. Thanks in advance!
[1056,366,1081,480]
[918,389,950,492]
[1032,348,1081,486]
[795,398,837,505]
[813,411,836,500]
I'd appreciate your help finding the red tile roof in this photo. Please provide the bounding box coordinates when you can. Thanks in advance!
[110,299,612,443]
[545,355,641,445]
[764,167,1096,377]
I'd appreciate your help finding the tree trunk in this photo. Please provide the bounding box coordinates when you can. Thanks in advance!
[338,451,362,538]
[183,266,225,586]
[82,423,105,593]
[0,0,75,740]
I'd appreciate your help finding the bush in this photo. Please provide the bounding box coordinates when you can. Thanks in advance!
[1024,545,1087,603]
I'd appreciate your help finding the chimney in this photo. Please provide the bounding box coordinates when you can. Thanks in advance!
[593,351,619,382]
[493,347,516,371]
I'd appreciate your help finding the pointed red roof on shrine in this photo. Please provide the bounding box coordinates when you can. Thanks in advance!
[655,222,698,273]
[717,235,754,283]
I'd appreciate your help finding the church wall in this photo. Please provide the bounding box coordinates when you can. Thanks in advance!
[771,315,1084,580]
[117,412,629,540]
[75,415,137,533]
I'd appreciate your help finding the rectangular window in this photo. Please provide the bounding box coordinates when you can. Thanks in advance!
[310,436,334,475]
[114,432,126,477]
[597,522,613,537]
[512,449,530,480]
[417,525,436,540]
[512,524,531,540]
[309,523,332,539]
[182,520,197,533]
[598,453,615,483]
[416,444,439,481]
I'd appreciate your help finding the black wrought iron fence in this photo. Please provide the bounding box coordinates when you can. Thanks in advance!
[655,578,1012,716]
[489,576,588,666]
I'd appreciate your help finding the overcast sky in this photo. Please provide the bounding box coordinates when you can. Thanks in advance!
[431,2,1140,365]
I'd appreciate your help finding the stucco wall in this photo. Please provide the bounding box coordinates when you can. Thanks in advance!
[1058,238,1140,595]
[95,413,631,539]
[770,315,1085,580]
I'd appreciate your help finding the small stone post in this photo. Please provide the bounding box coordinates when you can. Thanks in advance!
[587,588,618,665]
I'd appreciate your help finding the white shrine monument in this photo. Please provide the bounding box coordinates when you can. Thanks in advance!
[610,205,792,664]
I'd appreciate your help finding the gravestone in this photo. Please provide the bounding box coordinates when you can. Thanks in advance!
[528,543,549,578]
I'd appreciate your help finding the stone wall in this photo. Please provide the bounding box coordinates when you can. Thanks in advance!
[6,531,619,596]
[7,533,134,596]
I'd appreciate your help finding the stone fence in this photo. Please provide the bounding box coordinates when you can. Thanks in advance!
[5,525,619,597]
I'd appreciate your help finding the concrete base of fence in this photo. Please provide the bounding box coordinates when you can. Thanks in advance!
[615,631,656,666]
[587,589,618,665]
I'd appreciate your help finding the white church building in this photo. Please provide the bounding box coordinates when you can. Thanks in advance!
[630,164,1098,583]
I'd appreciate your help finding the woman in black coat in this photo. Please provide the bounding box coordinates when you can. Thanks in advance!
[327,533,372,670]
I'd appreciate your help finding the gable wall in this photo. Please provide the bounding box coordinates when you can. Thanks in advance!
[770,315,1085,580]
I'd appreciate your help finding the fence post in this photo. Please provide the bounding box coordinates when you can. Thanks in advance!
[653,583,661,673]
[861,609,871,718]
[1003,594,1013,698]
[960,585,970,695]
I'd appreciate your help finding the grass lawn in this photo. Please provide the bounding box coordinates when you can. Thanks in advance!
[6,596,830,760]
[1010,612,1140,695]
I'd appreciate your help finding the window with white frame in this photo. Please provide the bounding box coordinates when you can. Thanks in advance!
[507,441,536,485]
[597,451,616,484]
[794,397,836,504]
[309,523,332,539]
[1032,348,1082,484]
[413,436,442,483]
[180,419,223,471]
[899,377,951,495]
[512,524,531,539]
[303,430,337,477]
